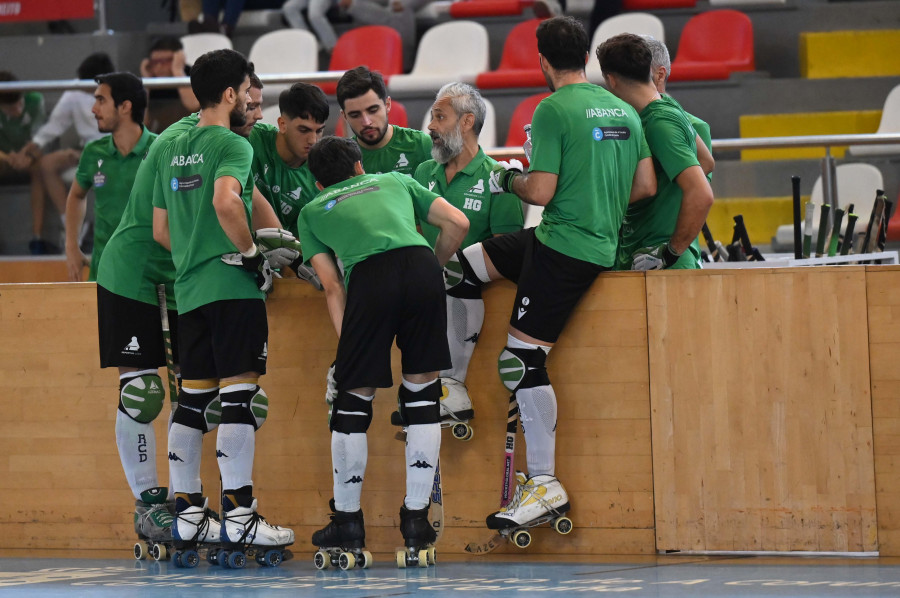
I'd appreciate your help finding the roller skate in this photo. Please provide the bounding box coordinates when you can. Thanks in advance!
[396,504,437,568]
[485,474,573,549]
[133,487,174,561]
[170,493,221,568]
[218,494,294,569]
[439,378,474,441]
[312,499,373,570]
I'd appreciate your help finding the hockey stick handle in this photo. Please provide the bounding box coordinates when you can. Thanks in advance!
[156,284,178,404]
[815,204,831,257]
[840,213,858,255]
[500,394,519,508]
[791,175,802,259]
[827,208,845,257]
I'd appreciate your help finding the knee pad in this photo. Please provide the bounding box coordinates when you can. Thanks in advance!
[173,387,221,433]
[331,391,374,433]
[498,346,550,392]
[118,370,165,424]
[397,381,441,426]
[444,250,484,300]
[220,383,269,430]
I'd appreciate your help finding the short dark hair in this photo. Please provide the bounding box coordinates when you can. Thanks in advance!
[279,82,329,123]
[596,33,653,84]
[249,72,263,90]
[308,136,362,188]
[78,52,115,80]
[0,71,21,104]
[536,16,589,72]
[190,49,253,109]
[149,36,183,54]
[336,66,387,109]
[95,72,147,125]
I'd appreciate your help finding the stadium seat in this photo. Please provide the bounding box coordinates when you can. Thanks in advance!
[180,33,233,66]
[337,99,409,137]
[420,97,497,149]
[709,0,784,4]
[772,163,884,251]
[389,21,490,93]
[847,84,900,157]
[668,10,755,82]
[505,92,551,159]
[449,0,528,18]
[248,30,319,100]
[318,26,403,95]
[623,0,695,8]
[586,12,665,84]
[476,19,547,89]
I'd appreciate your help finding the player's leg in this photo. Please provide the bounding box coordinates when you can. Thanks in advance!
[28,160,49,253]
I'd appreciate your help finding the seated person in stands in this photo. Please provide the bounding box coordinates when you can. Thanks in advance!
[0,71,50,254]
[20,53,114,256]
[141,36,200,133]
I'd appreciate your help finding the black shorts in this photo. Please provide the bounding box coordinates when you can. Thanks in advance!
[177,299,268,380]
[483,228,607,343]
[97,284,179,369]
[335,246,451,390]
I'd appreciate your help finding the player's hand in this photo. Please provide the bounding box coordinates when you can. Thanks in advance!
[488,159,524,194]
[171,49,187,75]
[222,246,274,292]
[631,242,682,271]
[290,258,324,290]
[66,248,89,282]
[255,227,302,269]
[523,124,533,162]
[139,57,152,78]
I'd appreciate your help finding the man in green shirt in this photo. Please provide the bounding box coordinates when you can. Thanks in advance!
[65,73,156,282]
[152,48,294,561]
[597,33,715,271]
[414,81,524,440]
[298,135,468,563]
[336,66,431,177]
[448,16,656,535]
[0,71,48,254]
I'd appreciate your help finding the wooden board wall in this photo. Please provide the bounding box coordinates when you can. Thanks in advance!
[647,268,878,552]
[0,274,655,556]
[0,259,87,283]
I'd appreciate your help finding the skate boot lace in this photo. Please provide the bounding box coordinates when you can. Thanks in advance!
[177,508,213,542]
[142,503,174,531]
[225,509,277,549]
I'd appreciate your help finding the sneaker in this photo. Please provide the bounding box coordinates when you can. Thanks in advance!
[222,496,294,547]
[486,474,569,529]
[173,494,221,544]
[135,487,173,542]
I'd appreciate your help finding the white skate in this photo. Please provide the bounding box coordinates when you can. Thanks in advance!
[440,378,474,441]
[485,474,573,549]
[171,496,221,568]
[219,498,295,568]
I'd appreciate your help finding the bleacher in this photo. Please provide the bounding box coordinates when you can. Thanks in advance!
[1,0,899,260]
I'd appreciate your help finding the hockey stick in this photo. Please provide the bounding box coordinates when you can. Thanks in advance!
[733,215,764,261]
[815,204,831,257]
[877,198,893,253]
[802,202,815,258]
[156,284,178,408]
[840,211,859,255]
[859,191,883,255]
[791,175,802,259]
[701,223,728,262]
[430,459,444,543]
[827,208,845,257]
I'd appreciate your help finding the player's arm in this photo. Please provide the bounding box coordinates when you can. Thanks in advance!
[212,175,255,254]
[670,165,714,254]
[251,184,281,230]
[425,197,469,266]
[508,171,557,207]
[64,179,90,281]
[310,253,346,337]
[629,157,657,204]
[695,135,715,176]
[172,50,200,112]
[152,207,171,251]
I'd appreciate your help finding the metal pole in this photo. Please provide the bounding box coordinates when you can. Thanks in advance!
[95,0,111,35]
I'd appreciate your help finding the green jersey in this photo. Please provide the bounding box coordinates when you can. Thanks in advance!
[358,125,432,177]
[297,172,437,285]
[152,125,261,313]
[249,123,318,237]
[97,114,200,307]
[529,83,650,267]
[76,126,157,281]
[617,95,703,270]
[0,92,45,153]
[414,148,523,249]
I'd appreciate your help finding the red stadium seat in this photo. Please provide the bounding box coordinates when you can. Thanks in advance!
[318,26,403,95]
[504,92,550,166]
[887,191,900,242]
[669,10,755,82]
[476,19,547,89]
[449,0,530,18]
[623,0,696,9]
[335,99,408,137]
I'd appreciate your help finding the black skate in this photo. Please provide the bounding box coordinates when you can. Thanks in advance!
[133,487,174,561]
[312,499,372,570]
[396,504,437,568]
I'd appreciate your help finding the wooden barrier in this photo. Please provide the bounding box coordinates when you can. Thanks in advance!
[1,266,899,557]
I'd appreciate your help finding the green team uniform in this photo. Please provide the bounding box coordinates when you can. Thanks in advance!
[249,123,318,237]
[529,83,650,268]
[76,127,157,281]
[414,148,523,249]
[0,92,45,153]
[357,126,431,177]
[616,95,704,270]
[297,172,438,284]
[98,114,200,306]
[152,125,261,313]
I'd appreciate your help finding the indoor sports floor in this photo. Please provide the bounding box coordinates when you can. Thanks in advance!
[1,552,899,597]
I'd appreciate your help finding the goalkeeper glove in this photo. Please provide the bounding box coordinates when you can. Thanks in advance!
[631,242,682,271]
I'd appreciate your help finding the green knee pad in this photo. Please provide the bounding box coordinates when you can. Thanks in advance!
[119,373,165,424]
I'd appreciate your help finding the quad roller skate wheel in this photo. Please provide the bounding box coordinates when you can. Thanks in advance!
[314,550,330,570]
[338,552,356,570]
[172,549,200,568]
[227,551,247,569]
[396,550,406,568]
[134,542,148,560]
[512,529,532,548]
[255,549,283,567]
[451,422,473,441]
[151,543,168,561]
[554,516,573,535]
[427,546,436,565]
[417,549,429,568]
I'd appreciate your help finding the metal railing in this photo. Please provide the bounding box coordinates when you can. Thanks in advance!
[0,73,345,93]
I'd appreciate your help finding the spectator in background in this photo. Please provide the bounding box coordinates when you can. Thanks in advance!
[19,53,115,256]
[142,37,200,133]
[0,71,48,254]
[201,0,246,38]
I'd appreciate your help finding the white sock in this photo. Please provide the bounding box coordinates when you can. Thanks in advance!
[332,431,368,512]
[442,296,485,383]
[115,410,158,500]
[517,384,557,477]
[167,421,203,494]
[405,422,440,509]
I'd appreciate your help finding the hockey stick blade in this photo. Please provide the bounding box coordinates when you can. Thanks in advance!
[501,394,519,507]
[464,533,505,555]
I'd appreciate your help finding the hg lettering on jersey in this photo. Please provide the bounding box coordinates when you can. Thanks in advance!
[170,153,204,166]
[585,108,628,119]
